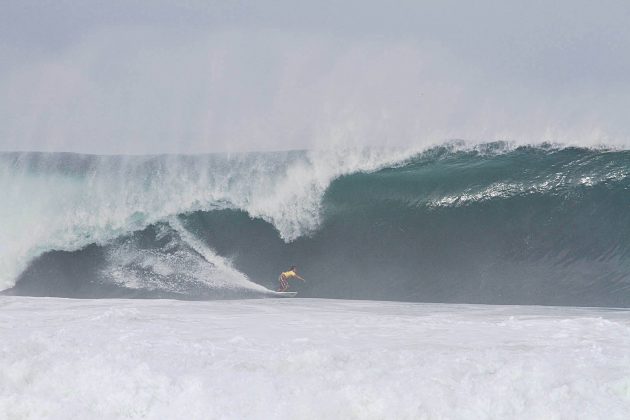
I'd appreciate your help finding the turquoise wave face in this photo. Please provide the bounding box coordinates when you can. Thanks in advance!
[4,143,630,306]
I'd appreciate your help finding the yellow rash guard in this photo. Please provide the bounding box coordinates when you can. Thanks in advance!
[281,270,297,279]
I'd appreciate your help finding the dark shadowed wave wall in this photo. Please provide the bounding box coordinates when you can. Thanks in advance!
[4,144,630,306]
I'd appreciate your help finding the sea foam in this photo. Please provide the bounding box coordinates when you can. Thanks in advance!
[1,297,629,419]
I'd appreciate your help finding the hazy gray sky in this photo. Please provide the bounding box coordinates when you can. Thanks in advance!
[1,0,629,153]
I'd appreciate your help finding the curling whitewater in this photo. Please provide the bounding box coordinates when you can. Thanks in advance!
[1,297,630,419]
[1,143,629,305]
[0,147,412,298]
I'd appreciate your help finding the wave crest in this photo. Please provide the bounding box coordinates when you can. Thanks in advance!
[0,147,413,290]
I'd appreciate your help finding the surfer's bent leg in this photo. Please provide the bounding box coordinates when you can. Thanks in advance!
[278,275,288,292]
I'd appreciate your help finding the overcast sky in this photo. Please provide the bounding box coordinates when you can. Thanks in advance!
[1,0,629,153]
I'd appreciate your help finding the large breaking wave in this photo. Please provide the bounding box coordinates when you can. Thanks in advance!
[1,142,629,306]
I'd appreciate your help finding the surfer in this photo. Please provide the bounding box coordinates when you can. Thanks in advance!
[277,266,305,292]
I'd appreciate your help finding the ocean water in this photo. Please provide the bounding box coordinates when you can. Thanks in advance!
[1,142,630,418]
[1,142,628,305]
[2,297,630,419]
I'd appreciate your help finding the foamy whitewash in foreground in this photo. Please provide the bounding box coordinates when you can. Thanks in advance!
[2,297,630,419]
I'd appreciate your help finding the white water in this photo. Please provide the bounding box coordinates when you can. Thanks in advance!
[1,297,629,419]
[0,148,415,290]
[101,219,268,294]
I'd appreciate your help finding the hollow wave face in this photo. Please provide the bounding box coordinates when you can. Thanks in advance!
[2,142,629,306]
[0,147,412,297]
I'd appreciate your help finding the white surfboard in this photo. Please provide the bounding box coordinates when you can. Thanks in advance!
[274,291,297,297]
